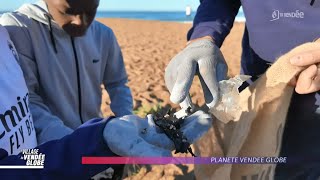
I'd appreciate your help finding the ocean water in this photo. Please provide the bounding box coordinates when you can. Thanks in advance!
[96,10,245,23]
[0,10,245,23]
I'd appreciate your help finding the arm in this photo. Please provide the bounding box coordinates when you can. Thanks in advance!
[165,0,239,108]
[187,0,241,47]
[0,118,119,180]
[103,29,133,116]
[0,13,73,144]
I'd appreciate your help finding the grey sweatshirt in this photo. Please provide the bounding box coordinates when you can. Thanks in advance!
[0,1,133,144]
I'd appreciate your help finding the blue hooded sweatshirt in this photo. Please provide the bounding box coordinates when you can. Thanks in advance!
[0,0,133,144]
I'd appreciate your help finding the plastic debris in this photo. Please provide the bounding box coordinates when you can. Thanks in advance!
[210,75,251,123]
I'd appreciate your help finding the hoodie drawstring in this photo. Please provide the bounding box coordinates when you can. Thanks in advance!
[310,0,316,6]
[44,14,58,53]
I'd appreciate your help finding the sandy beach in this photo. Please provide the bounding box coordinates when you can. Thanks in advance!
[97,18,245,179]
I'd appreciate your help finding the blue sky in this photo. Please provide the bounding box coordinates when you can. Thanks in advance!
[0,0,200,11]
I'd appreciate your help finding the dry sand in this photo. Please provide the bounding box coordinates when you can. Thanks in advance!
[97,18,245,180]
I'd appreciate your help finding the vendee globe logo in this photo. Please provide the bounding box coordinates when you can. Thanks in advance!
[270,9,304,21]
[21,149,45,168]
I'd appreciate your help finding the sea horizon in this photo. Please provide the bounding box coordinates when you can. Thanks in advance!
[0,10,246,23]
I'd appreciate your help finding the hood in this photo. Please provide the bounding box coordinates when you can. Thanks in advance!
[16,0,60,28]
[16,0,61,53]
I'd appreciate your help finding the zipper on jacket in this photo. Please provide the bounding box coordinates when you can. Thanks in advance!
[71,37,84,124]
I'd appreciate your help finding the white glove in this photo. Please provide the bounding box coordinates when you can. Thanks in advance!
[165,39,228,109]
[103,110,212,157]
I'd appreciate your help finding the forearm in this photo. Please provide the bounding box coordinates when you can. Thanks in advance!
[0,118,118,179]
[105,78,133,117]
[30,103,73,144]
[187,35,214,45]
[187,0,241,47]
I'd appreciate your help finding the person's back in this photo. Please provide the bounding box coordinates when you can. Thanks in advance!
[0,25,37,156]
[0,0,133,144]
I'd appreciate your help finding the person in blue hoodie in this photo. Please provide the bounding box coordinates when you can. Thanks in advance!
[0,0,133,143]
[0,24,212,179]
[0,0,134,178]
[165,0,320,179]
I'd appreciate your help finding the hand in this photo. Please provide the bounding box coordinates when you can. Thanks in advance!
[103,111,212,157]
[165,37,228,109]
[103,115,171,157]
[289,41,320,94]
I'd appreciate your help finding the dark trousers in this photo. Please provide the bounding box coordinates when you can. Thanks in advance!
[240,63,320,179]
[274,92,320,180]
[240,28,320,179]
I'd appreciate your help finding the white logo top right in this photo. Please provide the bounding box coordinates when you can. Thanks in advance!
[270,10,304,21]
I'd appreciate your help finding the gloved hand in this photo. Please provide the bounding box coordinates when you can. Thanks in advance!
[103,110,212,157]
[165,37,228,109]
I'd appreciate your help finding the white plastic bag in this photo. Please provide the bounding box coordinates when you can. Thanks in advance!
[210,75,251,123]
